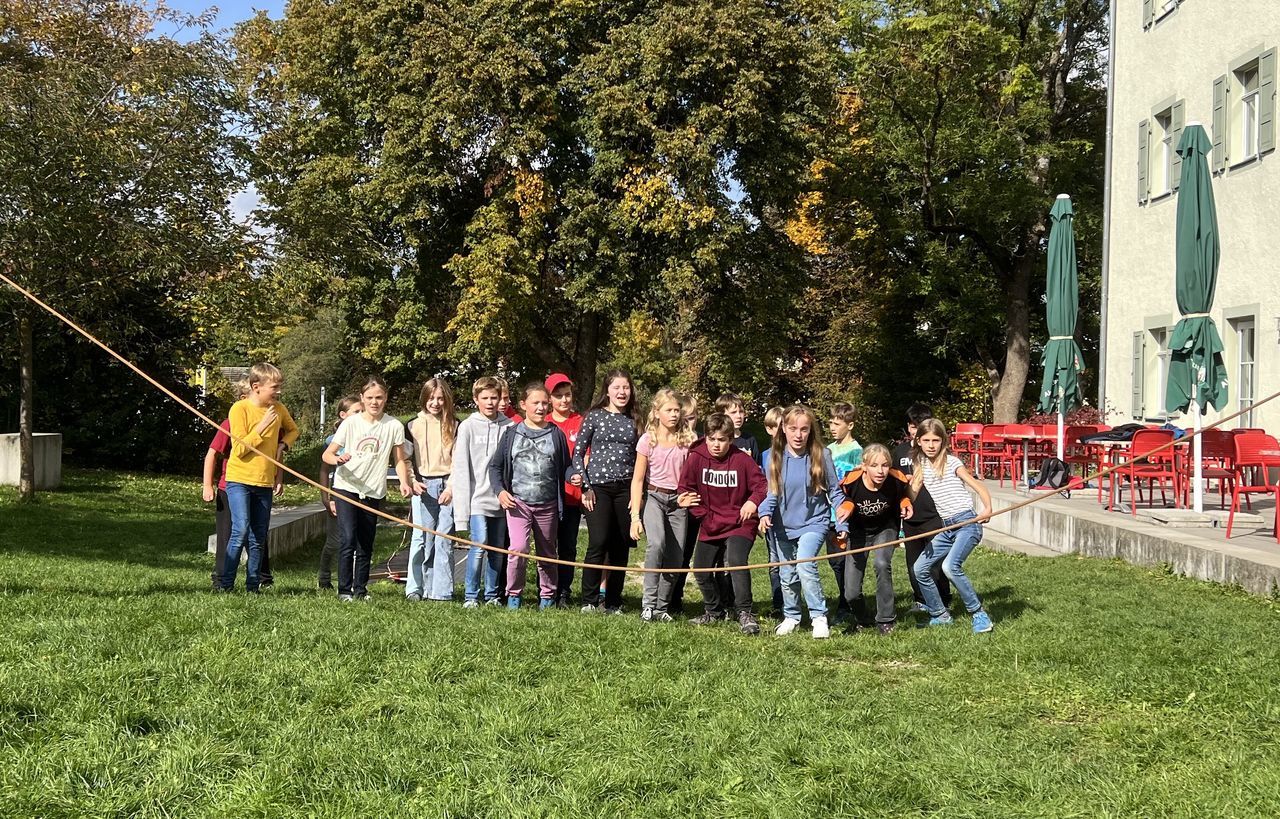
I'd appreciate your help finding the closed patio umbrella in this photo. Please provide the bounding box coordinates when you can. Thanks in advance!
[1037,194,1084,461]
[1164,122,1227,513]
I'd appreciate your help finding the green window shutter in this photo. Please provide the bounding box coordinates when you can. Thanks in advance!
[1142,0,1153,28]
[1259,47,1276,155]
[1170,100,1186,191]
[1137,119,1150,203]
[1212,74,1228,172]
[1131,332,1146,419]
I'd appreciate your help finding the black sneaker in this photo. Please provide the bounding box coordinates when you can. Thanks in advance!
[689,611,726,626]
[738,611,761,636]
[318,581,334,591]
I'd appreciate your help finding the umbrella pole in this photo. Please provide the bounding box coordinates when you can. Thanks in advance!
[1056,385,1065,462]
[1192,374,1204,514]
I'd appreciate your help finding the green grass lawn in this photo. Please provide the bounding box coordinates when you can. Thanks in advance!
[3,469,1280,817]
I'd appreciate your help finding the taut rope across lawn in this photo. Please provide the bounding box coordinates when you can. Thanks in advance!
[4,270,1276,575]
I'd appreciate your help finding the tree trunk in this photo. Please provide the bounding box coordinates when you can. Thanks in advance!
[18,307,36,502]
[572,312,601,400]
[991,248,1034,424]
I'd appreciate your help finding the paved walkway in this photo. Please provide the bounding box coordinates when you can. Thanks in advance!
[982,480,1280,596]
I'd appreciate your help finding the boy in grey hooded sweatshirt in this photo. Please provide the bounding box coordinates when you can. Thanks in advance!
[452,377,513,606]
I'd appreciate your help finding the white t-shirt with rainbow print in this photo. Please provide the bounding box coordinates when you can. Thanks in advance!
[332,413,406,500]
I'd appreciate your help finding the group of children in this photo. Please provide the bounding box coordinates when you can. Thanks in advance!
[204,366,996,635]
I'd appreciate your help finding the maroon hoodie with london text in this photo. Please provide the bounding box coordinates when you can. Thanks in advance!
[677,438,768,541]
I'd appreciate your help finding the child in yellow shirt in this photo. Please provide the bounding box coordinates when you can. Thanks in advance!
[220,362,299,592]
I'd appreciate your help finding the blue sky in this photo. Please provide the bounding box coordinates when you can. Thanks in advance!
[164,0,284,33]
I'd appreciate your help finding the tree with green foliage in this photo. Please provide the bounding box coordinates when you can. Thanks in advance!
[808,0,1107,424]
[236,0,839,398]
[0,0,247,497]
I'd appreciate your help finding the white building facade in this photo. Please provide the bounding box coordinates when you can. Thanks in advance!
[1101,0,1280,430]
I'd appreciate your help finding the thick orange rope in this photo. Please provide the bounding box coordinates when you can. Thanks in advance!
[3,270,1275,575]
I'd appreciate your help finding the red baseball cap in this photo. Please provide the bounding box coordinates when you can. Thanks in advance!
[545,372,573,393]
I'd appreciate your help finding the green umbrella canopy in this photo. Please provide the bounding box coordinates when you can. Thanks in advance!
[1165,123,1228,415]
[1037,195,1085,414]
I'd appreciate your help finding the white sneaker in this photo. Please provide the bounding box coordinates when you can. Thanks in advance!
[463,600,479,609]
[641,607,654,622]
[812,616,830,639]
[775,618,801,636]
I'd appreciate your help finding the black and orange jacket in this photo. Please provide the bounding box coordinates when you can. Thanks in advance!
[836,467,912,532]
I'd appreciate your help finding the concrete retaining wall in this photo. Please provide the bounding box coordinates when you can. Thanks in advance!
[209,503,329,561]
[0,433,62,490]
[986,490,1280,597]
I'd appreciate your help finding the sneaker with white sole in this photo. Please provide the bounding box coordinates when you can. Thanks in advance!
[580,603,602,614]
[641,607,655,622]
[654,611,674,623]
[812,616,830,639]
[775,618,801,636]
[971,610,994,633]
[463,600,479,609]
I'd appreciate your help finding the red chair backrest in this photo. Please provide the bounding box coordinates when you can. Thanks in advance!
[1232,428,1266,436]
[1130,429,1175,459]
[1233,433,1280,467]
[954,423,984,437]
[1198,429,1235,461]
[1002,424,1035,439]
[1064,425,1095,447]
[979,424,1006,444]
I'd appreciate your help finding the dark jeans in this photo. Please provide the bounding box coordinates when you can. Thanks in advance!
[223,482,272,591]
[842,527,897,624]
[906,535,952,607]
[581,480,634,608]
[556,504,583,600]
[693,535,754,615]
[336,489,381,597]
[828,531,850,619]
[318,510,340,587]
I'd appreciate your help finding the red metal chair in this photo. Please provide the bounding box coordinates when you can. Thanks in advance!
[998,423,1036,487]
[952,423,984,471]
[1062,425,1101,481]
[1115,429,1177,516]
[1177,428,1235,510]
[1226,433,1280,541]
[975,424,1006,481]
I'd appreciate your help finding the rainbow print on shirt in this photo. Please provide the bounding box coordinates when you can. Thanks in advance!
[353,436,381,457]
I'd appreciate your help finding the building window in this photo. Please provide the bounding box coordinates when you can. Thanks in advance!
[1147,327,1171,420]
[1139,100,1184,203]
[1215,47,1276,171]
[1156,109,1174,195]
[1143,0,1181,29]
[1233,318,1256,427]
[1236,62,1261,163]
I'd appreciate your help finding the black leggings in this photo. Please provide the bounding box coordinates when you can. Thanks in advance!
[581,480,635,607]
[693,535,754,615]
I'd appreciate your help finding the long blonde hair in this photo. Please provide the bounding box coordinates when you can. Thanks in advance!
[646,388,695,448]
[768,405,828,496]
[861,443,891,469]
[910,417,951,493]
[419,378,457,453]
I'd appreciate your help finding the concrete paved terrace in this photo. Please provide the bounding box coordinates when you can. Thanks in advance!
[984,480,1280,597]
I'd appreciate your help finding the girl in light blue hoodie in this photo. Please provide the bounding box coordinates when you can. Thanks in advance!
[758,405,845,639]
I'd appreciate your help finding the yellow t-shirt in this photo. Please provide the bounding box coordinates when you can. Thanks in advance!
[226,399,300,487]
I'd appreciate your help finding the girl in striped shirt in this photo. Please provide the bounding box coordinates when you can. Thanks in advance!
[910,418,995,634]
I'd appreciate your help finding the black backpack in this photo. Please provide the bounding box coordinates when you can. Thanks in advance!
[1032,457,1071,490]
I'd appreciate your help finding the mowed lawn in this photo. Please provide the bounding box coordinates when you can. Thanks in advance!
[2,470,1280,817]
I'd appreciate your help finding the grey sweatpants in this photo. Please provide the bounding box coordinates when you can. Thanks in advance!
[641,490,689,613]
[842,526,898,624]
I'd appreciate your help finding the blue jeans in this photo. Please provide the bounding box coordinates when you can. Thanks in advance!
[408,479,455,600]
[916,510,984,616]
[465,513,507,603]
[776,530,827,620]
[222,482,272,591]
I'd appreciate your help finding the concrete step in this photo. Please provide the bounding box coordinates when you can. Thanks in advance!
[208,502,329,562]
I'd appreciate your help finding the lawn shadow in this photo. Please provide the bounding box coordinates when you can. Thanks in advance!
[976,585,1034,622]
